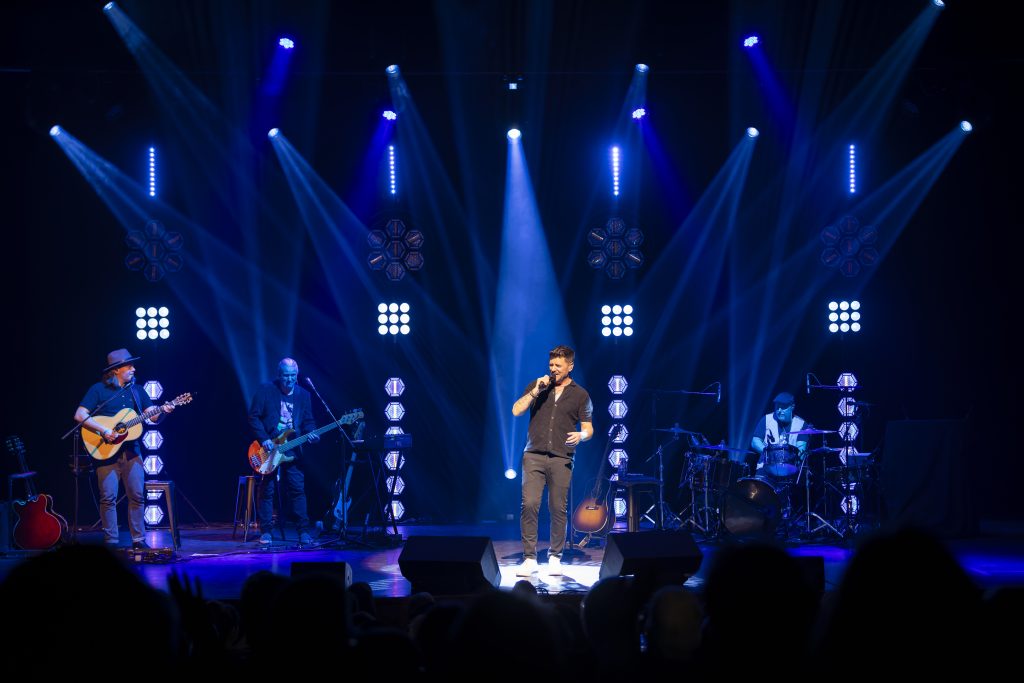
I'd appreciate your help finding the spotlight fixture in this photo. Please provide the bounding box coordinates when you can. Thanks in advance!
[49,125,61,137]
[588,218,644,280]
[960,120,973,133]
[103,2,114,11]
[383,110,397,121]
[279,37,295,49]
[135,306,171,341]
[505,468,517,480]
[386,64,400,75]
[635,63,649,72]
[377,302,411,335]
[746,127,759,138]
[368,218,424,281]
[631,108,646,120]
[507,128,521,141]
[820,215,878,277]
[827,300,861,333]
[932,0,945,7]
[601,305,634,337]
[743,35,760,48]
[268,128,280,138]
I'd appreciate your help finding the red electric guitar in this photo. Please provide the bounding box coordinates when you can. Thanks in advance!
[6,435,67,550]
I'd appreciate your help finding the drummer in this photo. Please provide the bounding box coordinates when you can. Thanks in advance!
[749,392,808,474]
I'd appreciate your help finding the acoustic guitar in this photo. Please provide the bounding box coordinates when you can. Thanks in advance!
[248,409,364,475]
[81,393,193,461]
[571,425,625,540]
[6,435,67,550]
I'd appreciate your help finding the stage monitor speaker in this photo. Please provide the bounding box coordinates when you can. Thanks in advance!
[398,536,500,595]
[290,561,353,588]
[599,530,703,584]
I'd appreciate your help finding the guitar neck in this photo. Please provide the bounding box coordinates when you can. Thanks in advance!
[122,406,159,430]
[279,417,351,453]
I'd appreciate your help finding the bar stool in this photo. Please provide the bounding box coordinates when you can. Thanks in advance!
[234,474,284,541]
[616,476,660,532]
[144,480,180,549]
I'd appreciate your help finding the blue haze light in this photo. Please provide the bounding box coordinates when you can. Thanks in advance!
[746,127,759,138]
[611,146,621,197]
[635,63,649,73]
[507,128,521,141]
[960,120,973,133]
[268,128,280,138]
[278,37,295,49]
[49,125,61,137]
[631,107,646,120]
[383,110,397,121]
[386,64,400,75]
[388,145,397,195]
[848,144,856,194]
[148,147,156,197]
[743,35,760,48]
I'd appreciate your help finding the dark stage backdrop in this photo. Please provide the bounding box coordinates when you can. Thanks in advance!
[3,1,1022,530]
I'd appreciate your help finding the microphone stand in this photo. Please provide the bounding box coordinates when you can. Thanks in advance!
[305,378,372,549]
[60,381,137,544]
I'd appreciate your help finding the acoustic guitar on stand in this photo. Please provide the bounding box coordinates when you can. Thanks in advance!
[6,435,68,550]
[572,424,625,545]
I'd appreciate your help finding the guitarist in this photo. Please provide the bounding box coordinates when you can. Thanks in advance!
[247,357,319,545]
[74,348,175,549]
[511,345,593,577]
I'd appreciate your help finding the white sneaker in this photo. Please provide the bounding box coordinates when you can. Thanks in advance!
[516,557,538,576]
[547,555,563,575]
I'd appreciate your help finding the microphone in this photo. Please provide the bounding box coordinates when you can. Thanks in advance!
[716,382,721,404]
[806,373,811,395]
[305,377,319,394]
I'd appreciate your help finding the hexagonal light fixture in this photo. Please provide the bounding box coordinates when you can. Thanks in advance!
[609,449,628,468]
[385,426,405,436]
[144,505,165,525]
[613,497,627,518]
[384,451,406,470]
[385,475,406,496]
[368,217,424,281]
[125,220,184,282]
[385,377,406,397]
[609,400,629,419]
[838,422,859,441]
[607,375,629,394]
[385,500,405,521]
[588,217,644,279]
[142,455,164,476]
[837,372,858,391]
[820,215,878,278]
[143,380,164,400]
[608,424,629,443]
[142,430,163,450]
[385,402,405,422]
[838,397,857,417]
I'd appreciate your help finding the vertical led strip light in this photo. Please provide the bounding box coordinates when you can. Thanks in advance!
[148,147,156,197]
[388,145,397,196]
[611,146,621,197]
[848,144,856,195]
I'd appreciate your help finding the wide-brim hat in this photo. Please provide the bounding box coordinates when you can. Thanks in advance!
[103,348,141,373]
[773,392,796,407]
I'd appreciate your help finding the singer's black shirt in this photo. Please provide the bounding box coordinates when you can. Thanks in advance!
[79,380,156,458]
[521,380,593,458]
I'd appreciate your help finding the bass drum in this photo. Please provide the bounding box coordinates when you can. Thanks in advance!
[721,477,781,536]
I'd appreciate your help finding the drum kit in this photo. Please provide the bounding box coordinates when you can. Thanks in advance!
[671,427,877,540]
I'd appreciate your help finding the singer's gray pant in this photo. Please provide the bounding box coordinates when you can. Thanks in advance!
[96,451,146,544]
[520,451,574,559]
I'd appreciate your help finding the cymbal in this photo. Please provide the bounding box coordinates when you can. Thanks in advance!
[653,426,699,435]
[699,444,753,454]
[788,428,837,435]
[810,446,843,453]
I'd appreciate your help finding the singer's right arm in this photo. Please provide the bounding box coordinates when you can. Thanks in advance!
[75,407,114,441]
[512,379,544,416]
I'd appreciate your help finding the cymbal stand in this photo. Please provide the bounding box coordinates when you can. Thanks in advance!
[791,453,840,539]
[678,454,718,538]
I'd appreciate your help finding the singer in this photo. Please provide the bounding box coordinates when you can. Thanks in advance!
[74,348,175,548]
[511,345,593,576]
[247,357,319,545]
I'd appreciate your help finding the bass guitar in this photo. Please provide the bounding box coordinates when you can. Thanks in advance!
[6,435,67,550]
[571,425,625,542]
[248,409,364,475]
[81,393,193,461]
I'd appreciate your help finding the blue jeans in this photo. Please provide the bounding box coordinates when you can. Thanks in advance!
[257,461,310,534]
[96,452,146,543]
[520,451,573,559]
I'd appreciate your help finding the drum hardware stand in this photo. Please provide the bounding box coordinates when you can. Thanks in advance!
[791,452,841,539]
[642,443,683,530]
[677,452,719,538]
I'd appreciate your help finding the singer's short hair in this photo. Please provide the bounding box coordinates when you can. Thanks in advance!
[549,345,575,364]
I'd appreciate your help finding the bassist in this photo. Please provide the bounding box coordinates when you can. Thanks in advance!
[247,357,319,545]
[74,348,174,549]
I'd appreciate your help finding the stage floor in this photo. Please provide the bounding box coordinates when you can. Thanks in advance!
[3,521,1023,599]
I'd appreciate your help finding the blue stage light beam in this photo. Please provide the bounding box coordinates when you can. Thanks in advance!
[489,134,574,475]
